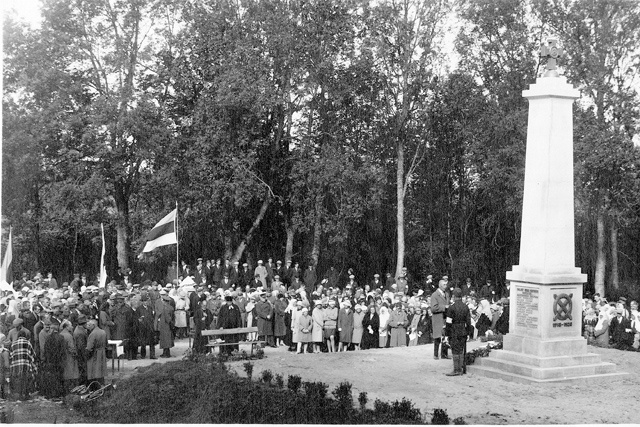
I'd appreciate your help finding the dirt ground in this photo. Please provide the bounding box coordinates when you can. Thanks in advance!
[2,337,638,424]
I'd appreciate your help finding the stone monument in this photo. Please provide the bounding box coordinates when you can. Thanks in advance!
[469,39,625,383]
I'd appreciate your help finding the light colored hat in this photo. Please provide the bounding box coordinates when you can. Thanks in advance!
[301,307,309,313]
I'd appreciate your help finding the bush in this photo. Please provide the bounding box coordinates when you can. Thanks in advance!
[260,370,273,384]
[287,374,302,393]
[79,359,427,424]
[274,373,284,388]
[432,408,450,425]
[243,362,254,380]
[453,416,467,424]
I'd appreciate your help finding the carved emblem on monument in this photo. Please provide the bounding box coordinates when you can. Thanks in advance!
[552,293,573,321]
[540,38,564,77]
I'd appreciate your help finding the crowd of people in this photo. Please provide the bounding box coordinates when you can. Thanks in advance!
[1,257,638,402]
[582,293,640,352]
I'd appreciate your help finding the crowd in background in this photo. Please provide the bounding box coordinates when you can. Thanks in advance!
[1,257,638,402]
[582,294,640,352]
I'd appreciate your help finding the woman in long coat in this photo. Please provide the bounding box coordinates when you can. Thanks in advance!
[60,320,79,392]
[255,295,274,342]
[337,302,354,352]
[273,294,288,346]
[388,303,408,347]
[593,307,611,348]
[296,307,313,354]
[351,305,365,350]
[361,305,379,350]
[416,306,433,345]
[311,302,324,353]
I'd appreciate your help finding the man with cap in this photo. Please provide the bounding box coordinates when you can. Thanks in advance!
[479,279,498,303]
[239,262,252,290]
[74,314,89,385]
[431,279,450,360]
[461,278,476,297]
[303,265,317,294]
[229,261,241,287]
[273,260,285,283]
[370,274,383,291]
[216,293,242,354]
[210,259,223,287]
[610,305,634,351]
[444,288,471,376]
[395,267,409,294]
[136,295,157,359]
[194,258,205,285]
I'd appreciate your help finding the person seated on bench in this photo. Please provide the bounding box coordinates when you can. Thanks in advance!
[216,293,242,354]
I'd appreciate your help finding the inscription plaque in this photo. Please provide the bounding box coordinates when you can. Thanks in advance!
[516,287,539,328]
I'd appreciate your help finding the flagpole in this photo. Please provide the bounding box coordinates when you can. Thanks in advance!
[176,201,179,283]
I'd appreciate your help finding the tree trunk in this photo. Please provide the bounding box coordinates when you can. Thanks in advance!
[395,138,405,279]
[310,196,323,268]
[610,219,619,290]
[231,191,271,263]
[223,233,232,262]
[284,220,295,265]
[594,211,606,297]
[114,183,130,271]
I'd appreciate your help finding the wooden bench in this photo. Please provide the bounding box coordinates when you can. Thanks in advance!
[201,327,265,356]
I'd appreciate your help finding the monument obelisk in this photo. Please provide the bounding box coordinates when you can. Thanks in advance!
[469,40,623,383]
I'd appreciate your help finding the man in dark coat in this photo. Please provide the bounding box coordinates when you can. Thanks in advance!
[42,323,66,399]
[303,265,317,295]
[255,293,275,346]
[445,288,472,376]
[610,307,634,350]
[461,278,476,297]
[216,295,242,354]
[73,315,89,385]
[156,292,175,357]
[136,295,157,359]
[111,294,136,360]
[479,280,499,303]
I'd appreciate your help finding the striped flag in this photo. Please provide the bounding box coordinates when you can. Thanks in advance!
[99,223,107,288]
[142,208,177,253]
[1,227,13,291]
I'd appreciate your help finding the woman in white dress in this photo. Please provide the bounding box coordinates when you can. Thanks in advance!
[378,304,390,348]
[174,290,189,339]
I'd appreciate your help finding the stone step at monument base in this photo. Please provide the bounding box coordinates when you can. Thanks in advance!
[468,350,626,384]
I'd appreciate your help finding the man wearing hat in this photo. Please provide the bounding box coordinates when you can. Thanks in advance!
[112,293,136,360]
[388,302,408,347]
[85,319,107,385]
[74,314,89,385]
[194,258,205,285]
[254,260,268,288]
[137,295,157,359]
[370,274,383,291]
[239,262,252,290]
[216,294,242,354]
[255,292,275,347]
[444,288,472,376]
[156,291,175,357]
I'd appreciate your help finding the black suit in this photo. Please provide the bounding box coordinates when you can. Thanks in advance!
[216,302,242,353]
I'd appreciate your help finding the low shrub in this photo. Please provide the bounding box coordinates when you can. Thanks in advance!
[432,408,450,425]
[76,358,436,424]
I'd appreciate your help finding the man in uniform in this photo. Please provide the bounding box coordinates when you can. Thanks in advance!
[444,288,471,376]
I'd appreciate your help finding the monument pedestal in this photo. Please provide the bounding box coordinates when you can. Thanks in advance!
[469,281,623,383]
[468,71,625,383]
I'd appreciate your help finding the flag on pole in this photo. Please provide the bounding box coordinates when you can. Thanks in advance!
[1,227,14,291]
[99,223,107,288]
[142,209,178,253]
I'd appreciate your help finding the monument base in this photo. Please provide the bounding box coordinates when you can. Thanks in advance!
[468,279,626,383]
[468,335,625,384]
